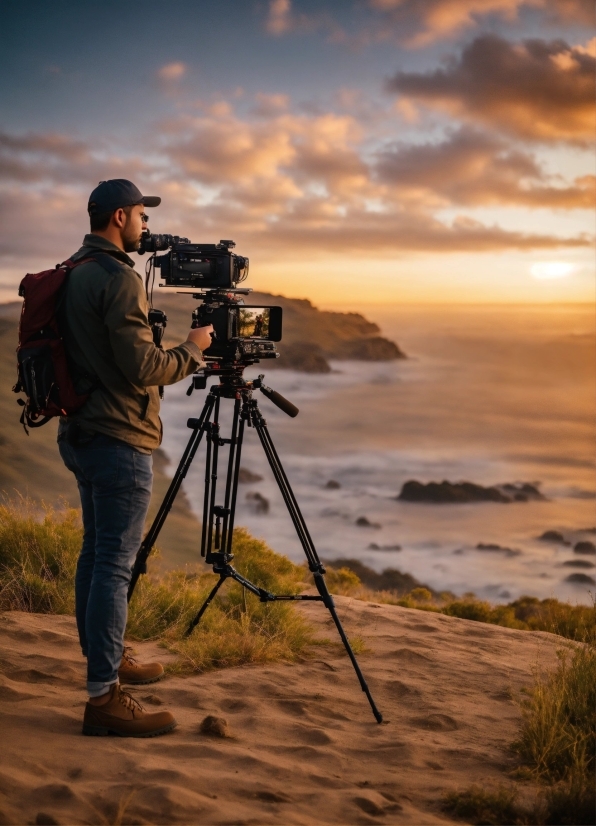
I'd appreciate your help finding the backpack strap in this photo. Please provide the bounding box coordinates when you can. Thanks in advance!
[66,251,126,278]
[89,251,126,276]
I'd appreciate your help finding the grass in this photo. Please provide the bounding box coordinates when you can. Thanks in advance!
[325,564,596,643]
[0,497,80,615]
[127,527,317,672]
[1,500,594,822]
[443,785,527,825]
[443,642,596,825]
[0,499,316,672]
[513,642,595,825]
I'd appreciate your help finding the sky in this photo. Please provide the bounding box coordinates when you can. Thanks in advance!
[0,0,594,306]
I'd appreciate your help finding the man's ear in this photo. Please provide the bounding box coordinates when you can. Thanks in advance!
[112,208,127,228]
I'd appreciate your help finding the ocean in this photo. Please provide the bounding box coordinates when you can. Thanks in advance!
[159,303,596,605]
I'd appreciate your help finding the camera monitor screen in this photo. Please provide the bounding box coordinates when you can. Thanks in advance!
[232,306,282,341]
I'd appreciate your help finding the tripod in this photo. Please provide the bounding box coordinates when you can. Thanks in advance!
[128,370,382,723]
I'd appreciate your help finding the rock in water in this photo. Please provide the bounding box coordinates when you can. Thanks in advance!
[565,573,596,585]
[238,467,264,484]
[574,541,596,555]
[367,543,402,551]
[562,560,594,568]
[476,543,521,558]
[398,480,545,504]
[355,516,381,528]
[325,479,341,489]
[539,530,567,543]
[398,480,509,504]
[246,491,270,514]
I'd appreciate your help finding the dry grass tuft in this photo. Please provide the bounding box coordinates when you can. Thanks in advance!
[0,502,316,672]
[0,497,80,614]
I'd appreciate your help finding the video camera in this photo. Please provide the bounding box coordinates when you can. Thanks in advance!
[139,233,249,290]
[139,231,281,372]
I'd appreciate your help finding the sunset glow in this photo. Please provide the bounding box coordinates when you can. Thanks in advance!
[530,261,580,280]
[0,1,593,305]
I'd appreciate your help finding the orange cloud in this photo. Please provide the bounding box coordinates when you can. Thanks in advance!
[370,0,593,46]
[262,1,594,49]
[387,35,596,143]
[0,105,592,279]
[157,62,187,81]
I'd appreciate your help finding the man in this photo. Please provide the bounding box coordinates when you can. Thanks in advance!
[58,179,213,737]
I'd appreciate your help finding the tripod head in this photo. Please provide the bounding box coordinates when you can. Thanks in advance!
[187,368,299,418]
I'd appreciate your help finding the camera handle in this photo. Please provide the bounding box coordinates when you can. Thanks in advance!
[127,378,383,724]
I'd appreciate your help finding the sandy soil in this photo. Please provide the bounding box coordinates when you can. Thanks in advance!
[0,598,563,825]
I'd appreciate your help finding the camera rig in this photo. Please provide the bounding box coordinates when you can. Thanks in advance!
[141,231,282,373]
[131,230,383,723]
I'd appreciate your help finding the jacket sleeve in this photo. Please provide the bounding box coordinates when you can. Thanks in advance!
[102,264,204,387]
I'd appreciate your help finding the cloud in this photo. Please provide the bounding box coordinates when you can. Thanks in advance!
[368,0,593,47]
[262,1,594,49]
[147,106,592,257]
[0,131,147,186]
[0,105,591,280]
[375,127,596,208]
[252,92,290,118]
[265,0,292,35]
[386,35,596,143]
[157,62,187,81]
[263,0,345,40]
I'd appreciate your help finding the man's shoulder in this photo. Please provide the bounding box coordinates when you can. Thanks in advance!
[70,250,138,282]
[70,235,137,274]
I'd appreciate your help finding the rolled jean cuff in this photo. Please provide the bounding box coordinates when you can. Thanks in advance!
[88,679,118,698]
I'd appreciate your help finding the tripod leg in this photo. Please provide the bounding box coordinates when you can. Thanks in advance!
[252,412,318,569]
[220,398,243,556]
[201,395,222,558]
[185,574,227,636]
[313,573,383,723]
[251,406,383,723]
[128,392,216,601]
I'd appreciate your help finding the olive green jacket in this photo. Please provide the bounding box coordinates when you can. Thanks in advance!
[60,234,203,451]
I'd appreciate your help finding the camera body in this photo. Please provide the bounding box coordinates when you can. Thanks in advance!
[193,295,282,364]
[141,232,281,368]
[139,232,248,290]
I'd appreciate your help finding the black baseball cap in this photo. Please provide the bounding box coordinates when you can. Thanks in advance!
[88,179,161,214]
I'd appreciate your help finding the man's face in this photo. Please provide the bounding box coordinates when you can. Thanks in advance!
[121,204,148,253]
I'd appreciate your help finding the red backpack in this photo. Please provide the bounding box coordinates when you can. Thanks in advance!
[13,257,96,431]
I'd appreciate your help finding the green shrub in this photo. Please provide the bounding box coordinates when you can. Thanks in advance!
[323,565,361,594]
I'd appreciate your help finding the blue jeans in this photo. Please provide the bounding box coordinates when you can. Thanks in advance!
[58,433,153,696]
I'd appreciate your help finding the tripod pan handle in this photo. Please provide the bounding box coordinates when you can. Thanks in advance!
[259,384,299,418]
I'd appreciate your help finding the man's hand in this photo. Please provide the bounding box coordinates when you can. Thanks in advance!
[186,324,214,352]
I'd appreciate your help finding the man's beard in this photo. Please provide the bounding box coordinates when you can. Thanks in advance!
[122,221,142,253]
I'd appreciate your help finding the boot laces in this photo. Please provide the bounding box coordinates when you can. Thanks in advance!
[117,685,144,714]
[121,646,138,667]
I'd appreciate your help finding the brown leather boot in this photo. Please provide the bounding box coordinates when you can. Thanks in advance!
[83,684,177,737]
[118,646,164,685]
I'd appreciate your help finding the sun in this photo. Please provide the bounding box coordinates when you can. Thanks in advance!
[530,262,579,280]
